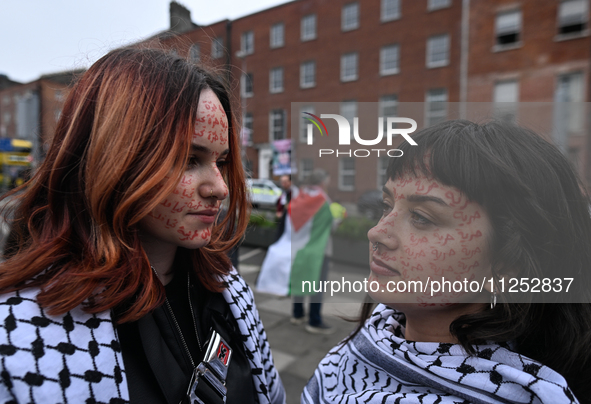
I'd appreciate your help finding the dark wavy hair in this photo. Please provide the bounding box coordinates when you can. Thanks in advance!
[350,119,591,402]
[0,48,249,323]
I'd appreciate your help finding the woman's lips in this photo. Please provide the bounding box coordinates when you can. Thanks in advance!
[188,209,218,224]
[370,256,401,277]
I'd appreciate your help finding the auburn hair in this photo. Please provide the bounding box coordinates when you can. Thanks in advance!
[0,48,249,323]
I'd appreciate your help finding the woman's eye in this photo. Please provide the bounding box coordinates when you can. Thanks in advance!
[186,156,200,169]
[216,160,229,169]
[409,209,433,227]
[381,201,392,217]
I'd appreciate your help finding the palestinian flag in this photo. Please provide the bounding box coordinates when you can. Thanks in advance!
[256,186,333,296]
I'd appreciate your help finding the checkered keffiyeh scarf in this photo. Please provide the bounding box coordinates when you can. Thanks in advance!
[302,304,577,404]
[0,270,285,404]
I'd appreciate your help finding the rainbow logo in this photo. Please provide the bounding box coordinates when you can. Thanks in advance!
[303,112,329,137]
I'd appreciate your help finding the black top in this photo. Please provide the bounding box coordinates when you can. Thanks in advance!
[116,259,255,404]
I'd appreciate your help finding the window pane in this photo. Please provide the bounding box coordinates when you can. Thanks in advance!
[426,89,448,126]
[301,14,317,41]
[381,0,400,21]
[211,37,224,58]
[342,2,360,31]
[270,67,284,93]
[380,45,399,75]
[427,34,449,67]
[300,61,316,88]
[428,0,451,10]
[341,53,358,81]
[270,23,285,48]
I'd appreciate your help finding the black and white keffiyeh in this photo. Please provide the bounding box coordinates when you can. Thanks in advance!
[0,270,285,404]
[302,304,577,404]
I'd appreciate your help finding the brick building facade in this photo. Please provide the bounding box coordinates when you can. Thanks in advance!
[161,0,589,201]
[1,0,588,202]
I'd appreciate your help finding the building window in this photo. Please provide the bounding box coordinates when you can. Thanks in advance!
[241,31,254,55]
[379,94,398,134]
[495,10,522,46]
[341,52,359,82]
[270,23,285,48]
[299,158,314,182]
[342,2,360,31]
[269,67,284,93]
[377,156,389,188]
[269,109,286,141]
[425,88,448,126]
[493,80,519,122]
[381,0,400,21]
[3,112,11,125]
[189,44,200,62]
[211,37,224,59]
[300,61,316,88]
[428,0,451,10]
[340,100,357,141]
[241,73,253,97]
[380,44,400,75]
[243,112,253,146]
[426,34,449,68]
[558,0,589,35]
[555,72,584,133]
[301,14,317,41]
[300,105,315,143]
[339,158,356,191]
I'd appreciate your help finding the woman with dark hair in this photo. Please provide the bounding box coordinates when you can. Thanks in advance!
[0,48,285,404]
[303,120,591,404]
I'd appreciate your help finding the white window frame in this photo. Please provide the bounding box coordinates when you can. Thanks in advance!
[300,61,316,88]
[381,0,400,22]
[379,94,398,135]
[300,105,315,143]
[426,34,450,68]
[301,14,317,41]
[339,157,356,191]
[299,158,314,182]
[377,156,389,188]
[380,44,400,75]
[269,67,284,93]
[340,100,357,141]
[241,31,254,55]
[241,73,253,98]
[428,0,451,11]
[495,10,522,47]
[269,109,286,141]
[557,0,589,36]
[425,88,448,126]
[243,112,253,146]
[556,72,584,133]
[493,80,519,122]
[211,37,224,59]
[189,44,200,62]
[270,23,285,48]
[342,2,360,31]
[341,52,359,82]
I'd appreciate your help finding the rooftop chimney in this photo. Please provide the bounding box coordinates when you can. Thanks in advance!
[170,1,195,33]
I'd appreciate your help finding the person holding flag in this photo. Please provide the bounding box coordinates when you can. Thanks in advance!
[256,169,338,334]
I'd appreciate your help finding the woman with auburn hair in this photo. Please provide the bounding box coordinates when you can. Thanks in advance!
[0,48,285,404]
[303,120,591,404]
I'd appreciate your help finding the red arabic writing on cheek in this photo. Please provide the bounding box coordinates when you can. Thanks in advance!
[177,226,212,241]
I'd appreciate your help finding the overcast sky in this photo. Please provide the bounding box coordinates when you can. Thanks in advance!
[0,0,289,83]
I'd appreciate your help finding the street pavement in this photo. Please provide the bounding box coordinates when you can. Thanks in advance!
[237,245,370,404]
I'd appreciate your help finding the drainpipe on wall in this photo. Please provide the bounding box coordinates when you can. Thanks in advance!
[459,0,470,119]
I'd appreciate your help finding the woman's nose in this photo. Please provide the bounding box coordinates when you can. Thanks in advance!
[199,167,228,201]
[368,216,399,250]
